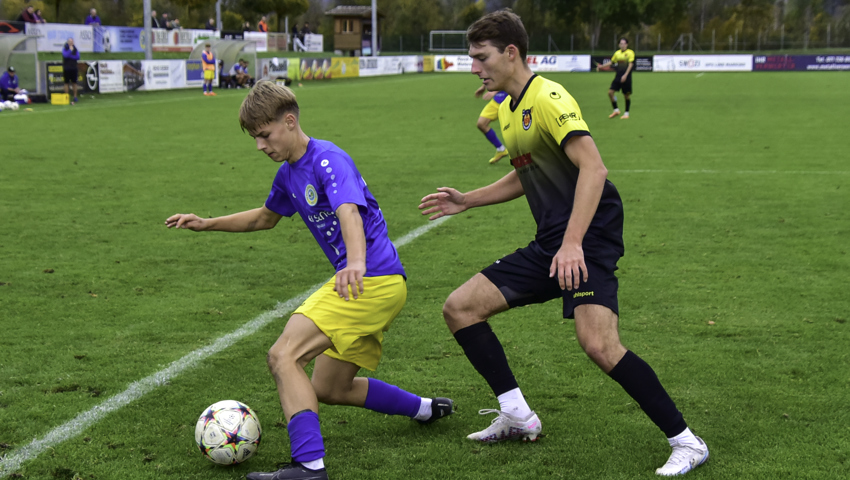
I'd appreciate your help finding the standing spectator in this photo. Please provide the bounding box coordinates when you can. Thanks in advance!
[18,6,37,23]
[62,38,80,104]
[162,13,172,30]
[257,16,268,33]
[301,22,312,37]
[151,10,161,28]
[33,9,47,23]
[205,17,216,31]
[0,66,21,101]
[172,18,182,29]
[242,21,252,32]
[291,23,300,51]
[201,43,216,96]
[84,8,101,26]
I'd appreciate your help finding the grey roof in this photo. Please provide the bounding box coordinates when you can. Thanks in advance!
[324,5,383,17]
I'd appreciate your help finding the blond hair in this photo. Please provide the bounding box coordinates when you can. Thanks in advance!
[239,80,300,134]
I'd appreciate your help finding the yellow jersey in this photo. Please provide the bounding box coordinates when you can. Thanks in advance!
[498,75,624,254]
[610,49,635,75]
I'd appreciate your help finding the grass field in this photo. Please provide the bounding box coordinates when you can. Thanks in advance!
[1,71,848,480]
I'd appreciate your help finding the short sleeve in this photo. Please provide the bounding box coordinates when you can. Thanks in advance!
[265,170,297,217]
[313,152,366,213]
[627,50,635,63]
[536,88,590,148]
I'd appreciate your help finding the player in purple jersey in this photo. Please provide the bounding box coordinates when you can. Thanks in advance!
[474,85,510,164]
[166,81,453,480]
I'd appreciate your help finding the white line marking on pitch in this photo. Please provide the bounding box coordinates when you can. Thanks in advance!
[612,169,850,175]
[0,216,450,478]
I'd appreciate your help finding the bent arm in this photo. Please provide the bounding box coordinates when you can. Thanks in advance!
[465,170,525,209]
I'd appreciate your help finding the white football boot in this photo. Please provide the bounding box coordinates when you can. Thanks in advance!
[656,436,709,476]
[467,409,542,443]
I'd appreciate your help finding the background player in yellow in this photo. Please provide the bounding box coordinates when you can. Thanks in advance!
[201,43,216,96]
[599,38,635,119]
[419,10,708,477]
[474,85,510,164]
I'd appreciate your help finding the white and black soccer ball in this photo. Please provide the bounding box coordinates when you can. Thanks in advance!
[0,102,5,112]
[195,400,262,465]
[102,31,112,52]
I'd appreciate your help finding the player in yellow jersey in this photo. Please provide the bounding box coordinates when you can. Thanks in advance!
[474,85,510,164]
[602,38,635,119]
[201,43,216,96]
[419,10,708,477]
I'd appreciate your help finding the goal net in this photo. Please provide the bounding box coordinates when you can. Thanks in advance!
[429,30,468,52]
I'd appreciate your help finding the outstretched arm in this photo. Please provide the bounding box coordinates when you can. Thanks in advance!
[335,203,366,301]
[419,170,524,221]
[165,206,282,232]
[549,135,609,291]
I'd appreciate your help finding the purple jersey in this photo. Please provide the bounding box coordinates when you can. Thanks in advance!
[265,138,406,278]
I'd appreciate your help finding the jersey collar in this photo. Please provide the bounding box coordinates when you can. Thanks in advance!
[509,74,538,112]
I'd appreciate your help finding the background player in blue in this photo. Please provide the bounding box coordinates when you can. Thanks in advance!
[474,85,510,164]
[166,81,453,480]
[419,10,708,477]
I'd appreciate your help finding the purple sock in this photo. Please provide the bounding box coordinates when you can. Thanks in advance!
[483,128,503,149]
[363,378,421,417]
[288,411,325,463]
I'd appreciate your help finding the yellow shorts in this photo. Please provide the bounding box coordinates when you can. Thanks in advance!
[203,69,215,81]
[479,99,500,121]
[294,274,407,371]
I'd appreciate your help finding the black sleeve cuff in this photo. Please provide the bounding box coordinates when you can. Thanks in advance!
[559,130,591,149]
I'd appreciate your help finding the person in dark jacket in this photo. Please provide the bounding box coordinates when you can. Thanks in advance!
[63,38,81,104]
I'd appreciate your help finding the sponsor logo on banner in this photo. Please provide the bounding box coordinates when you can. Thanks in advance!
[28,23,95,52]
[653,55,752,72]
[435,56,472,72]
[86,62,99,91]
[754,54,850,71]
[301,58,331,80]
[526,55,558,71]
[98,61,124,93]
[330,58,359,78]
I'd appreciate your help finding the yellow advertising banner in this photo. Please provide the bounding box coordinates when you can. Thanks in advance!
[422,55,435,73]
[330,58,360,78]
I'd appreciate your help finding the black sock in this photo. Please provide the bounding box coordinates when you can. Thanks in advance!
[625,99,631,113]
[611,100,618,110]
[453,322,519,396]
[608,351,687,438]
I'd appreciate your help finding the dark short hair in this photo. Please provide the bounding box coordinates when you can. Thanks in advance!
[620,37,629,44]
[466,9,528,61]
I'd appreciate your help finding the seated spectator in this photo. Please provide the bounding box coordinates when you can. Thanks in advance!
[228,59,253,88]
[0,66,22,102]
[205,17,216,31]
[84,8,101,26]
[34,9,47,23]
[18,6,37,23]
[258,16,268,33]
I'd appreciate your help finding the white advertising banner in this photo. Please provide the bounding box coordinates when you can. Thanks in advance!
[137,60,187,90]
[26,23,94,52]
[243,31,268,52]
[258,58,291,80]
[98,60,125,93]
[358,56,414,76]
[434,55,473,72]
[152,28,217,52]
[525,54,592,72]
[304,33,324,53]
[653,55,753,72]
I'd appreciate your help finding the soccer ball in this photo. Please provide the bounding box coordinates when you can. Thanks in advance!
[195,400,262,465]
[9,101,19,111]
[0,102,4,112]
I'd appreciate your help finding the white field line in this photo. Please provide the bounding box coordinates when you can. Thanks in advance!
[0,215,450,478]
[611,169,850,175]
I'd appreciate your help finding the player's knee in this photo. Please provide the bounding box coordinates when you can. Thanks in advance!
[476,118,490,132]
[312,381,338,405]
[266,344,301,372]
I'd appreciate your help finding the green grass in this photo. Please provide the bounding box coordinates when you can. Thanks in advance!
[1,71,848,479]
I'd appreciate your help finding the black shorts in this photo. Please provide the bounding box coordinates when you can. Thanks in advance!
[610,74,632,94]
[481,241,619,319]
[63,69,78,85]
